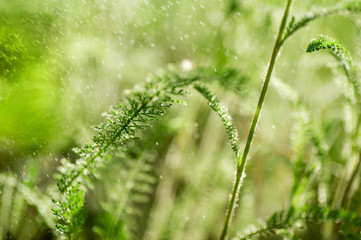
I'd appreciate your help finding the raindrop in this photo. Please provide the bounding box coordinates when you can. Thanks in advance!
[181,59,193,71]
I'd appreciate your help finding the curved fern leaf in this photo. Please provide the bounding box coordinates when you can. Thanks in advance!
[238,205,361,240]
[197,67,248,96]
[53,74,196,238]
[283,9,331,43]
[282,0,361,43]
[174,66,248,96]
[306,35,351,64]
[52,66,247,238]
[194,84,241,161]
[307,35,360,104]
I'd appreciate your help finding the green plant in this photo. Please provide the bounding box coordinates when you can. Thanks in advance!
[1,0,361,240]
[51,68,245,239]
[52,0,361,239]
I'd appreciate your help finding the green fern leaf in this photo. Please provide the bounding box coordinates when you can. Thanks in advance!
[194,84,241,161]
[239,205,361,240]
[52,74,195,238]
[282,0,361,43]
[307,35,360,104]
[306,35,351,64]
[52,65,247,238]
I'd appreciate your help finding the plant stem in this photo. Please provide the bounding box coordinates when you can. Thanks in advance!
[341,151,361,207]
[219,0,293,239]
[338,105,361,207]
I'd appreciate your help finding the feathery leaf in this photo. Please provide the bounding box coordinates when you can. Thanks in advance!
[53,73,195,238]
[238,205,361,240]
[307,35,360,104]
[282,0,361,43]
[194,84,241,162]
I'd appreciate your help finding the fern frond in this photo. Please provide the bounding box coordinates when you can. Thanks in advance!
[306,35,351,65]
[307,35,360,104]
[238,205,361,240]
[283,8,333,43]
[52,65,247,238]
[193,84,241,161]
[176,66,248,96]
[53,74,195,238]
[282,0,361,43]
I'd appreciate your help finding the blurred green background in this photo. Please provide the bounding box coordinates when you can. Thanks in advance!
[0,0,360,239]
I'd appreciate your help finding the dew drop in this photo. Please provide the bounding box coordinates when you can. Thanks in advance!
[181,59,193,71]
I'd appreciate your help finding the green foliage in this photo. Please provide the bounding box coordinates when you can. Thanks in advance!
[0,173,55,239]
[282,0,361,43]
[238,205,361,240]
[172,66,248,96]
[194,84,241,160]
[93,211,128,240]
[1,0,361,240]
[306,35,351,65]
[52,73,197,237]
[241,31,361,240]
[52,65,248,238]
[307,35,360,106]
[93,146,158,239]
[273,77,333,210]
[283,10,331,43]
[344,0,361,11]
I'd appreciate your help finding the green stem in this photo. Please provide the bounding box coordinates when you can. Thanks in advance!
[338,105,361,208]
[219,0,293,239]
[341,151,361,208]
[220,170,242,240]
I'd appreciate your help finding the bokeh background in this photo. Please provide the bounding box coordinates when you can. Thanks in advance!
[0,0,360,239]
